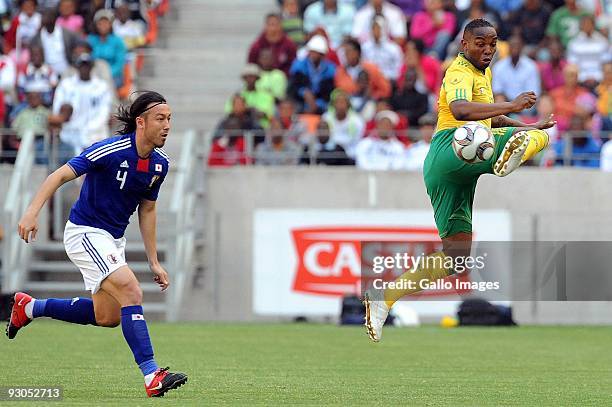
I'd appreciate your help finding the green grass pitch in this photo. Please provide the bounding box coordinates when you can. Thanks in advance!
[1,322,611,405]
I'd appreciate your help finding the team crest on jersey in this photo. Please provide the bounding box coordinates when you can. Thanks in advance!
[155,163,162,172]
[107,254,119,264]
[479,87,487,94]
[149,175,160,188]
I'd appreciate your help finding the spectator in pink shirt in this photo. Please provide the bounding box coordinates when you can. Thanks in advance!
[409,0,455,59]
[538,40,567,92]
[57,0,84,34]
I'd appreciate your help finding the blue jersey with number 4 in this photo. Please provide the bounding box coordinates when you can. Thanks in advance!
[66,132,170,238]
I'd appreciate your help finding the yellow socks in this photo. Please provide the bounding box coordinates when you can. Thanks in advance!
[383,251,453,308]
[522,129,550,163]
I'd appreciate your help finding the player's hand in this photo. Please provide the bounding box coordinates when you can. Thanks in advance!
[150,263,169,291]
[511,92,537,112]
[534,114,556,130]
[17,211,38,243]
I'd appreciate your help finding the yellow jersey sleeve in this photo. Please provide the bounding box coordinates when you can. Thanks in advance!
[444,65,474,104]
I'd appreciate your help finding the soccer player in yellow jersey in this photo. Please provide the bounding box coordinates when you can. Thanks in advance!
[363,18,555,342]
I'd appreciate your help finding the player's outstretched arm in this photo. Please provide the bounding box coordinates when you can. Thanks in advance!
[450,92,537,121]
[138,199,169,291]
[492,113,556,130]
[18,164,77,243]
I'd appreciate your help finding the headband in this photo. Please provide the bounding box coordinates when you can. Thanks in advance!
[137,101,167,116]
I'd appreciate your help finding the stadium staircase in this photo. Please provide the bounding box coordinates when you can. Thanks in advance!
[2,0,275,320]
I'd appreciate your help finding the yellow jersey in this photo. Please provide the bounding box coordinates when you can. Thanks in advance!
[437,53,495,131]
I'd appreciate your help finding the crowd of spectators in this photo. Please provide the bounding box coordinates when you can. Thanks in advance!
[0,0,168,163]
[210,0,611,170]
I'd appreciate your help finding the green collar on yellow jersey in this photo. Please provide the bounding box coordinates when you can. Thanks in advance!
[457,53,486,74]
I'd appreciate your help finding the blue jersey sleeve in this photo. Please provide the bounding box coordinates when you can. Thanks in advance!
[66,141,113,176]
[142,175,165,201]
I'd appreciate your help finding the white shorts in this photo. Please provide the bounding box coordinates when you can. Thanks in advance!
[64,221,127,294]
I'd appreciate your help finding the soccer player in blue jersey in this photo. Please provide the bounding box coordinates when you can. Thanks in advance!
[6,91,187,397]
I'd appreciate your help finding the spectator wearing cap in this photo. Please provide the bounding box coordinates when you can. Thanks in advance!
[364,99,409,142]
[30,8,79,76]
[52,53,112,155]
[17,44,58,107]
[567,15,610,87]
[11,82,51,163]
[390,67,428,125]
[303,0,355,48]
[361,16,403,82]
[57,0,84,34]
[256,48,288,101]
[4,0,41,52]
[248,13,297,75]
[300,119,354,165]
[63,41,115,100]
[352,0,407,44]
[546,0,590,47]
[550,64,590,131]
[226,64,275,127]
[88,9,127,88]
[255,119,302,165]
[409,0,455,60]
[335,38,391,100]
[404,113,435,171]
[288,35,337,113]
[322,89,365,158]
[355,110,407,170]
[492,36,541,103]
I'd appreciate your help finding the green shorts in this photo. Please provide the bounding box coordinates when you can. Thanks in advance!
[423,127,516,239]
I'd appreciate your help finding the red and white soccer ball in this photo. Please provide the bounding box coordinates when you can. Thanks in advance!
[452,122,495,163]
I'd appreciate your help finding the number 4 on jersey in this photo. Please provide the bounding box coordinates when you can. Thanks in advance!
[116,170,127,189]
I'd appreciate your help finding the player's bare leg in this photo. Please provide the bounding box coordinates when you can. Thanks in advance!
[100,266,187,397]
[92,289,121,327]
[364,233,472,342]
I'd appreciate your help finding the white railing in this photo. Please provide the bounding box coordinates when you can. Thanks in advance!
[166,129,200,321]
[1,130,35,293]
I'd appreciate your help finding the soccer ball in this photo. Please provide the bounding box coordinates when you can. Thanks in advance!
[452,122,495,163]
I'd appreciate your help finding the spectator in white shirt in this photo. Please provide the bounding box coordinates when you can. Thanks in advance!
[355,110,406,170]
[323,88,365,158]
[492,36,541,102]
[53,53,112,155]
[404,113,435,171]
[30,8,79,76]
[352,0,407,44]
[600,138,612,171]
[361,16,403,82]
[567,15,611,87]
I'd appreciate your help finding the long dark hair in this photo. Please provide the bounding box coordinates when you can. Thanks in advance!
[115,91,167,135]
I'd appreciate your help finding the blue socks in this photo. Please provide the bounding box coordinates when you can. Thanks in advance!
[32,298,97,325]
[121,305,159,376]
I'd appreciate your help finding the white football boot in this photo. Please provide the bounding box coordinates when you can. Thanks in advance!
[363,288,390,343]
[493,131,531,177]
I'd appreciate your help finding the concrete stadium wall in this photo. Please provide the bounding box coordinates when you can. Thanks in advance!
[182,167,612,324]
